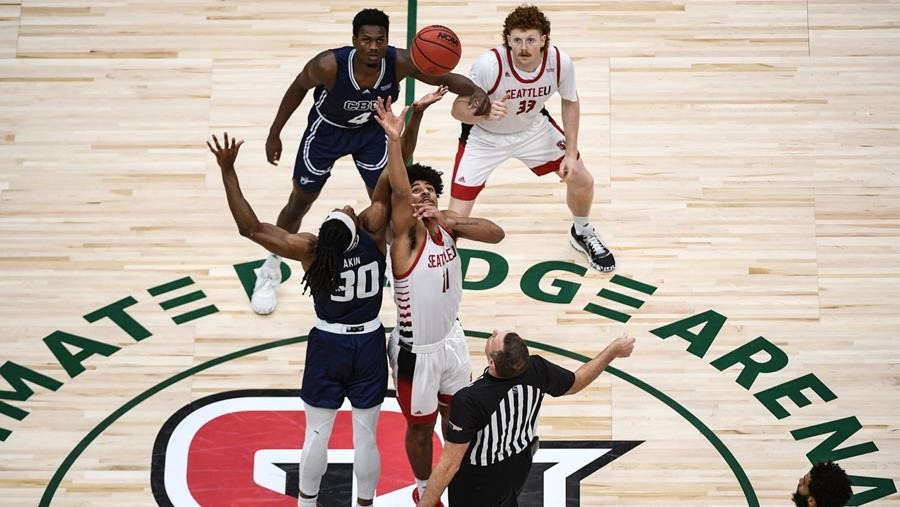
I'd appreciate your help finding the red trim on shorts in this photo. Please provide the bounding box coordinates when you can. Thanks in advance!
[437,392,453,406]
[451,138,486,201]
[394,231,428,280]
[487,48,503,95]
[531,155,564,176]
[554,46,561,87]
[506,45,548,84]
[396,371,438,425]
[451,138,466,183]
[451,181,485,200]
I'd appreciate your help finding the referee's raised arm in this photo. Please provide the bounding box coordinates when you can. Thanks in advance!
[565,333,636,395]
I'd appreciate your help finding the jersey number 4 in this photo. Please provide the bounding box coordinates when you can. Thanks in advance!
[516,100,536,114]
[347,112,372,125]
[332,261,380,302]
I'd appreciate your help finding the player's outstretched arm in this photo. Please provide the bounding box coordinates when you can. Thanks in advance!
[565,334,636,395]
[359,169,391,249]
[438,209,505,244]
[208,133,316,263]
[266,51,336,166]
[401,85,448,161]
[374,98,427,273]
[451,95,507,125]
[396,49,490,116]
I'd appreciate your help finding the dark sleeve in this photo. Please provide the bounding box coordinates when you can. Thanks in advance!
[445,389,483,445]
[531,355,576,397]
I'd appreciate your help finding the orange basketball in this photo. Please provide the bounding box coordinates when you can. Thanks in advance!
[410,25,462,77]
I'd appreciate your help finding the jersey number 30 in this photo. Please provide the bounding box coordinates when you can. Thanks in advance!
[332,261,380,302]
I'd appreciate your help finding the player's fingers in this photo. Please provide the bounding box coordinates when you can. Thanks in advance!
[212,134,222,150]
[206,140,214,153]
[235,140,244,152]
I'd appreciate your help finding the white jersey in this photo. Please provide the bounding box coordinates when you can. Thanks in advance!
[468,44,577,135]
[393,226,463,346]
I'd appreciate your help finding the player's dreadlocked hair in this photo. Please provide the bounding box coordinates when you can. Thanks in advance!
[502,5,551,49]
[407,163,444,196]
[301,218,353,297]
[352,8,389,36]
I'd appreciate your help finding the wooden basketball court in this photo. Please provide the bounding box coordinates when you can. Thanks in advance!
[1,1,898,505]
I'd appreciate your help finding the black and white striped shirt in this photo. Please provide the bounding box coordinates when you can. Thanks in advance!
[446,355,576,467]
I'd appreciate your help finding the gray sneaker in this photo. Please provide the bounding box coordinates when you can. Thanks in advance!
[569,226,615,272]
[251,264,281,315]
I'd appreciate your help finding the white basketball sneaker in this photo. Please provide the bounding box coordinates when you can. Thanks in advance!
[251,263,281,315]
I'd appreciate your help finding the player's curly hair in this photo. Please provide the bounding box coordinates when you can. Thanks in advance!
[491,332,530,378]
[792,461,852,507]
[407,163,444,196]
[302,219,352,297]
[502,5,551,49]
[808,462,852,507]
[352,8,389,36]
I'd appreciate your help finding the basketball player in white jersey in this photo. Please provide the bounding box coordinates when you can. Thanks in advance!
[374,94,505,504]
[450,5,615,272]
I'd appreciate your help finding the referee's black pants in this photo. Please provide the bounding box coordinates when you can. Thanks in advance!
[448,447,533,506]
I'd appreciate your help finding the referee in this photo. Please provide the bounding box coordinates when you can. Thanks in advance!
[416,330,636,506]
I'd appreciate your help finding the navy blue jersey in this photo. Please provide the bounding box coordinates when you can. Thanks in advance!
[311,229,386,324]
[311,46,400,129]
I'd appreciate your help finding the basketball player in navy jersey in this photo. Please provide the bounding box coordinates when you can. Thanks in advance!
[207,89,445,507]
[252,8,492,316]
[450,5,616,274]
[374,95,504,505]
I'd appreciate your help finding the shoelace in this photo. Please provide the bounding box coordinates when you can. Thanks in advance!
[584,232,609,256]
[257,268,278,285]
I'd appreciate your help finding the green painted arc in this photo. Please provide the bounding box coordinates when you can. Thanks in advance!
[40,329,757,506]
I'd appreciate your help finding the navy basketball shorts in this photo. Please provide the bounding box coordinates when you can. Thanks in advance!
[293,112,387,193]
[300,325,388,410]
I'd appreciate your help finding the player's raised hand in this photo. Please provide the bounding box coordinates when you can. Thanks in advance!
[413,85,449,114]
[265,132,281,166]
[373,96,409,141]
[207,132,245,169]
[412,202,449,228]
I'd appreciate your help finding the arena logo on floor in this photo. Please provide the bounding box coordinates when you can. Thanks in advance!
[150,389,640,507]
[1,248,896,505]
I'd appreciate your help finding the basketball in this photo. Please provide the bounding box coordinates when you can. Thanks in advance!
[410,25,462,77]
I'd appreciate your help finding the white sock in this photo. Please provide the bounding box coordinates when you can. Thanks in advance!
[263,253,281,271]
[573,216,592,235]
[416,478,428,498]
[297,495,317,507]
